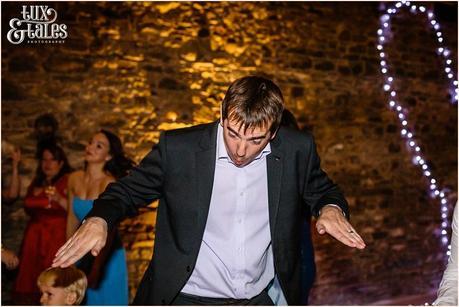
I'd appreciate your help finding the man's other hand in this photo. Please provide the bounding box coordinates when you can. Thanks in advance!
[52,217,108,267]
[316,205,366,249]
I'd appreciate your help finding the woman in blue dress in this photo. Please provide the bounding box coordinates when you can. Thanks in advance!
[66,129,134,305]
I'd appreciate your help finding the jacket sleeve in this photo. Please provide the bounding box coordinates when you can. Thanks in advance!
[302,135,350,218]
[86,131,167,230]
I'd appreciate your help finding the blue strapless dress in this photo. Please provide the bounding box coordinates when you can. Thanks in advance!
[73,197,129,305]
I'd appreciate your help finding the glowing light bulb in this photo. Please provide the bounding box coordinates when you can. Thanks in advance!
[402,120,407,126]
[389,100,395,107]
[415,146,420,152]
[384,84,391,91]
[396,105,402,111]
[391,91,396,97]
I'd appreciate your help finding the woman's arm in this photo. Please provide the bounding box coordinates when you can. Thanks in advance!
[3,148,21,202]
[433,204,458,306]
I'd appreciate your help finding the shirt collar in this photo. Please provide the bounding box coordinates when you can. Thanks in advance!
[216,123,271,163]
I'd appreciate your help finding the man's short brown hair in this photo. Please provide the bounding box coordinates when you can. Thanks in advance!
[221,76,284,134]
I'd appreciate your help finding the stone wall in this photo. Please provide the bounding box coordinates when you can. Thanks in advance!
[1,2,457,305]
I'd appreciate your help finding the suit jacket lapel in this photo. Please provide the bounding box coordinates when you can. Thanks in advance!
[195,121,218,228]
[267,136,283,239]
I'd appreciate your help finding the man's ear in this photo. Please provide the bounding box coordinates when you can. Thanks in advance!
[66,292,77,306]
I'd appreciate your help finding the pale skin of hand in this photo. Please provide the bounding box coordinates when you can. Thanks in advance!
[316,205,366,249]
[2,248,19,270]
[53,204,366,268]
[52,217,108,268]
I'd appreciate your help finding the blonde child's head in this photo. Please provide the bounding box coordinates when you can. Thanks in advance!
[37,266,87,306]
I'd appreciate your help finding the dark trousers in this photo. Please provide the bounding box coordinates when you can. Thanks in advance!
[172,290,274,306]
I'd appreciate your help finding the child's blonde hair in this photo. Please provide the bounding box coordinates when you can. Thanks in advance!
[37,266,87,305]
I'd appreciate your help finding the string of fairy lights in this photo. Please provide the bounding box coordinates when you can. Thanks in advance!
[376,0,457,257]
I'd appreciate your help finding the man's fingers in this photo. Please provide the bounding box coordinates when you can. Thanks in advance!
[317,217,366,249]
[316,222,326,235]
[53,239,91,268]
[53,219,108,267]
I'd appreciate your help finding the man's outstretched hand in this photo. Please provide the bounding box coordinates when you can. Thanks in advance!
[52,217,108,268]
[316,205,366,249]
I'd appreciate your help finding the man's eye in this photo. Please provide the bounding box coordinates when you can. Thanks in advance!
[229,132,237,138]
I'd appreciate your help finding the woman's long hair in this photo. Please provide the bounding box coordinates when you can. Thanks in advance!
[32,144,72,188]
[99,129,135,179]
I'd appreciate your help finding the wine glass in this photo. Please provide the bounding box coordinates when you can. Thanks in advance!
[44,185,56,209]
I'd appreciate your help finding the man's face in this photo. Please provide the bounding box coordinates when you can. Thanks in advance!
[222,117,275,167]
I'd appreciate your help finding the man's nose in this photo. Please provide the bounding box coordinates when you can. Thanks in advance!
[236,142,246,157]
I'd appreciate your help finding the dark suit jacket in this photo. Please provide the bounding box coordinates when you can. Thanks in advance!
[87,121,349,305]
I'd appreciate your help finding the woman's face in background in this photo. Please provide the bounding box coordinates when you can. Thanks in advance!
[85,132,111,164]
[41,150,63,180]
